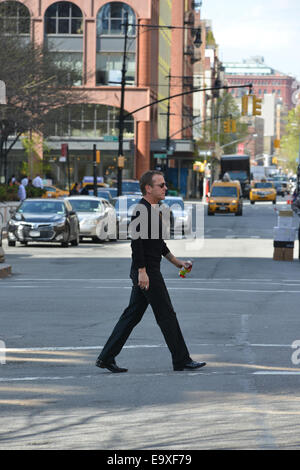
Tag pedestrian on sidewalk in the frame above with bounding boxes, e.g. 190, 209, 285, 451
96, 170, 206, 373
16, 179, 26, 201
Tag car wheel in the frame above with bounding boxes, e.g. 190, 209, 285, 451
92, 236, 102, 243
273, 199, 276, 205
207, 210, 214, 216
8, 240, 16, 247
250, 201, 255, 205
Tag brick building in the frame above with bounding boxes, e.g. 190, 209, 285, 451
224, 56, 295, 111
1, 0, 201, 190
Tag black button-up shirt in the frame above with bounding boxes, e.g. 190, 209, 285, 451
131, 198, 170, 269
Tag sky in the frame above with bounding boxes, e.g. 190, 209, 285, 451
201, 0, 300, 80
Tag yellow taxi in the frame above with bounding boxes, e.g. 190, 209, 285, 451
249, 181, 276, 205
208, 180, 243, 216
42, 185, 69, 198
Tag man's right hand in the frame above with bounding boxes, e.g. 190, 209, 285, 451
138, 268, 149, 290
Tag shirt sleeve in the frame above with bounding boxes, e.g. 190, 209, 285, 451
161, 241, 170, 257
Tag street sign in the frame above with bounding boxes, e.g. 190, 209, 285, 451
59, 143, 68, 162
103, 135, 118, 141
154, 153, 167, 159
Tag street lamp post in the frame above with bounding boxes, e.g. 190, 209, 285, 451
117, 12, 129, 197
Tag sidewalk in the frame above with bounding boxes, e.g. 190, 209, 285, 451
0, 231, 11, 278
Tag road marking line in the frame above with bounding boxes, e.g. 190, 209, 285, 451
83, 286, 300, 294
1, 370, 300, 383
1, 344, 164, 352
253, 371, 300, 375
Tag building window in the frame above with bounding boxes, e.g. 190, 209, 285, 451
46, 104, 134, 138
45, 1, 83, 35
96, 2, 136, 86
96, 53, 136, 86
0, 1, 30, 35
97, 2, 136, 36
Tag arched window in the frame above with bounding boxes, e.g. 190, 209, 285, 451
0, 1, 30, 35
96, 2, 136, 86
46, 104, 134, 138
45, 1, 83, 35
97, 2, 135, 36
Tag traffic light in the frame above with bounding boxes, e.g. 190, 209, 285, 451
96, 150, 101, 163
223, 120, 230, 133
231, 119, 237, 133
118, 155, 125, 168
223, 119, 236, 133
253, 95, 262, 116
274, 139, 280, 149
272, 156, 278, 165
241, 95, 249, 116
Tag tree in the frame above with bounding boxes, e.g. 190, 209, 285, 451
280, 105, 300, 173
195, 91, 248, 155
0, 34, 86, 181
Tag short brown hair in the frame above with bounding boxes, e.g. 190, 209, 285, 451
139, 170, 164, 195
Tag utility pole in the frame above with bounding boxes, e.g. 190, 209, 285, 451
165, 70, 171, 173
93, 144, 97, 196
117, 12, 129, 197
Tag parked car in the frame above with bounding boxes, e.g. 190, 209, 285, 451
249, 181, 276, 204
161, 196, 192, 236
66, 196, 116, 242
112, 195, 141, 238
113, 179, 142, 195
7, 199, 80, 247
87, 189, 114, 203
42, 185, 69, 199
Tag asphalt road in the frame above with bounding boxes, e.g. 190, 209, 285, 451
1, 197, 300, 451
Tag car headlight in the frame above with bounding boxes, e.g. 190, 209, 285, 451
9, 219, 19, 226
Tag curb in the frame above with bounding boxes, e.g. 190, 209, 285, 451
0, 264, 12, 279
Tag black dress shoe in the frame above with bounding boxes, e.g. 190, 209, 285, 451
95, 359, 128, 373
174, 360, 206, 371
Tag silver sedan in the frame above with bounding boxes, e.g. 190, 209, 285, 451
66, 196, 117, 242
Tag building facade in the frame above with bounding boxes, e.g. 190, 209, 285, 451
1, 0, 200, 191
224, 57, 295, 111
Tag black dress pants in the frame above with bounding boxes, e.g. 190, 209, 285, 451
98, 266, 191, 369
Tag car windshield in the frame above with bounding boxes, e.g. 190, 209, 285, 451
227, 171, 248, 181
163, 199, 184, 210
18, 201, 65, 214
113, 182, 140, 192
113, 198, 140, 210
211, 186, 238, 197
88, 190, 111, 200
254, 183, 273, 188
68, 200, 103, 212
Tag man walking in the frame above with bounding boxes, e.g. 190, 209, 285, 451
96, 170, 206, 373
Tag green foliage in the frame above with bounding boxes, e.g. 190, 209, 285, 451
206, 31, 216, 46
280, 105, 300, 172
0, 184, 45, 202
195, 92, 248, 155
